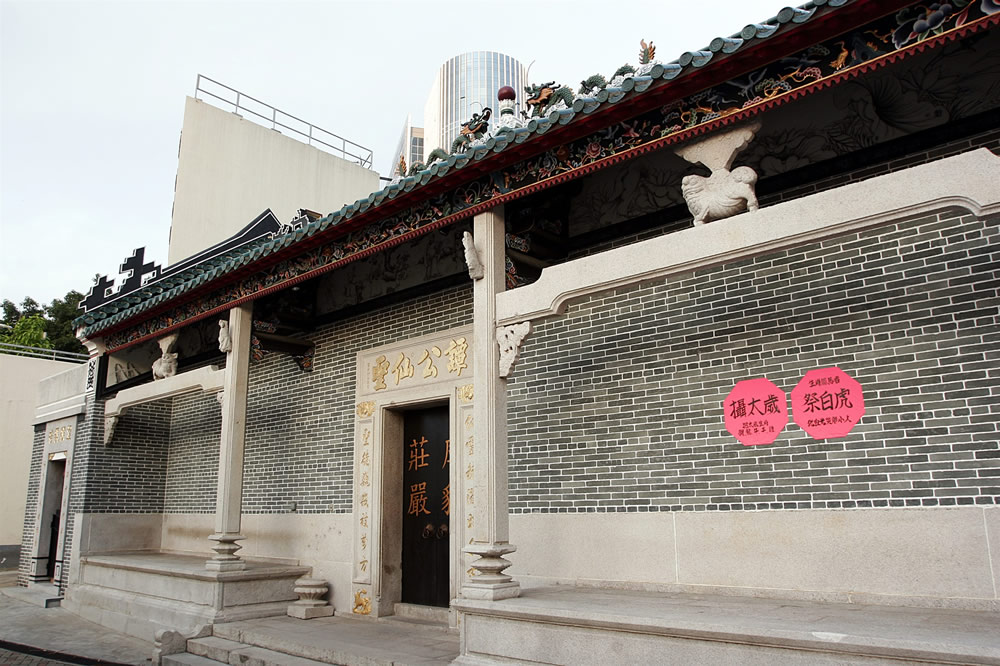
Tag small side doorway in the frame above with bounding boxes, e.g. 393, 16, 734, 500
401, 405, 450, 607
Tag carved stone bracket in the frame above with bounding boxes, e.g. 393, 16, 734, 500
104, 415, 119, 446
463, 231, 485, 280
496, 322, 531, 378
675, 120, 761, 225
218, 320, 232, 353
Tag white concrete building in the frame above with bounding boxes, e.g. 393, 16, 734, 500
168, 85, 381, 265
0, 353, 86, 576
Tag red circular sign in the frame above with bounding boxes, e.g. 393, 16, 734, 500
791, 367, 865, 439
724, 377, 788, 446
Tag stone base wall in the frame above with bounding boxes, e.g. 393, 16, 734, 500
508, 507, 1000, 610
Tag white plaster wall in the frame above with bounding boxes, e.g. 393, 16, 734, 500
508, 507, 1000, 610
167, 97, 381, 265
160, 513, 354, 612
0, 355, 80, 550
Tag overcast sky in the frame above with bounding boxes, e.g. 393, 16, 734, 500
1, 0, 783, 308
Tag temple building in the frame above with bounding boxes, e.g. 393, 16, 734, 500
17, 1, 1000, 663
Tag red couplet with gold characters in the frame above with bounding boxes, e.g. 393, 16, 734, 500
401, 405, 450, 607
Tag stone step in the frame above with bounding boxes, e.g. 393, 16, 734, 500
187, 636, 247, 662
391, 603, 449, 625
162, 654, 220, 666
219, 644, 333, 666
182, 635, 336, 666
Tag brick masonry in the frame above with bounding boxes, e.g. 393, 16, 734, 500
242, 283, 473, 514
507, 207, 1000, 513
164, 392, 219, 513
17, 427, 45, 587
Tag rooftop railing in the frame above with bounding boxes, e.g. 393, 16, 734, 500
0, 342, 89, 363
194, 74, 374, 168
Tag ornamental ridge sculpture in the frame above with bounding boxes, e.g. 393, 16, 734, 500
675, 120, 762, 225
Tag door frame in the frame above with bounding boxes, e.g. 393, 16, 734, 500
351, 326, 475, 623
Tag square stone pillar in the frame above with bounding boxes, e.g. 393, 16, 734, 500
462, 206, 520, 601
207, 304, 252, 571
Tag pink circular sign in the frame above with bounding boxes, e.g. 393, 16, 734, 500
792, 367, 865, 439
724, 377, 788, 446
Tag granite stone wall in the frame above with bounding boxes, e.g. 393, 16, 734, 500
507, 207, 1000, 513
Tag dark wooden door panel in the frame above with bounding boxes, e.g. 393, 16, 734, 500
401, 405, 450, 607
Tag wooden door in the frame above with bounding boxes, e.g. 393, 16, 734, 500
401, 405, 451, 607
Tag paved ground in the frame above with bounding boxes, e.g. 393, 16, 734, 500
0, 586, 151, 666
0, 647, 77, 666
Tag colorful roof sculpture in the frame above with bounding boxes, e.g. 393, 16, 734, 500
76, 0, 1000, 349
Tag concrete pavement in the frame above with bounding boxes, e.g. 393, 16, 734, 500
0, 585, 152, 666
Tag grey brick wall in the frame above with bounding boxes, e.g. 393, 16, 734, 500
240, 283, 473, 514
60, 397, 102, 590
17, 427, 45, 586
79, 400, 170, 514
507, 208, 1000, 513
164, 392, 220, 513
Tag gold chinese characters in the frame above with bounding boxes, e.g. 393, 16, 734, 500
372, 338, 470, 391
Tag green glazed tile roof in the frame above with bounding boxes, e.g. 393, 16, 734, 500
78, 0, 856, 338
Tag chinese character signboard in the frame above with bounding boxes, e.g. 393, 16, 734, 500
724, 377, 787, 446
359, 328, 473, 397
792, 367, 865, 439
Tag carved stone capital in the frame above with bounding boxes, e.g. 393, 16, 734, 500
496, 322, 531, 378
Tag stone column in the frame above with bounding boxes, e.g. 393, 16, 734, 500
207, 304, 252, 571
462, 205, 520, 601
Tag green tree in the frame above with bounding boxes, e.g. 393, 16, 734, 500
0, 291, 87, 354
1, 314, 51, 349
44, 291, 86, 353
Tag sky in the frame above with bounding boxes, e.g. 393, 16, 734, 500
1, 0, 783, 308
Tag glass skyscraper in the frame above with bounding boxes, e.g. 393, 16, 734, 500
422, 52, 528, 160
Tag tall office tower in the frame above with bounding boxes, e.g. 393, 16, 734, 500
422, 52, 528, 160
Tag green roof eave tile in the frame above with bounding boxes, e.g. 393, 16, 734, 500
80, 0, 861, 339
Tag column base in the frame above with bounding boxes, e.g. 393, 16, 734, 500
206, 532, 246, 571
461, 580, 521, 601
462, 542, 520, 600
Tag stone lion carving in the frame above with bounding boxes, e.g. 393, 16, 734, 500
675, 121, 762, 225
152, 352, 178, 380
681, 166, 759, 225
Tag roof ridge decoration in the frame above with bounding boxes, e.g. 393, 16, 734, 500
81, 2, 1000, 349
